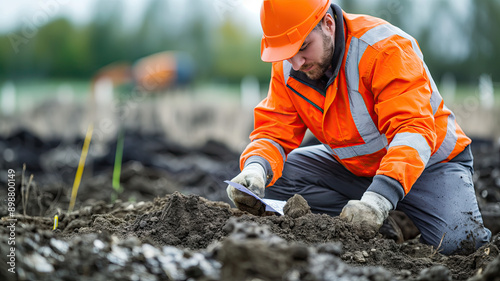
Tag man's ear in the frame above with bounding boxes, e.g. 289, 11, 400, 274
323, 13, 335, 36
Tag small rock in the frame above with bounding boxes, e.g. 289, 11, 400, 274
121, 236, 141, 248
284, 194, 311, 218
37, 246, 53, 258
399, 270, 412, 278
24, 252, 54, 273
107, 245, 129, 266
50, 238, 69, 254
143, 244, 159, 259
222, 221, 235, 235
417, 265, 451, 281
94, 239, 105, 250
317, 243, 343, 256
342, 251, 353, 260
353, 251, 366, 263
186, 265, 204, 278
290, 244, 309, 261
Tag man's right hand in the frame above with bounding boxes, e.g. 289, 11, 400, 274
226, 163, 267, 216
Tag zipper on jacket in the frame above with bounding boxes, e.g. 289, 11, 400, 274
286, 84, 324, 114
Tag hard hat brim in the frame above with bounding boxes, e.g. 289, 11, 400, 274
260, 36, 305, 62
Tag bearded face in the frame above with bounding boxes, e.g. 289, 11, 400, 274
299, 31, 334, 80
286, 17, 336, 81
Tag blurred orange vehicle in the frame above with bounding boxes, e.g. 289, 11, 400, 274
91, 51, 194, 99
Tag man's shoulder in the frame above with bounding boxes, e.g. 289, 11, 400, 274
344, 12, 417, 53
344, 12, 389, 40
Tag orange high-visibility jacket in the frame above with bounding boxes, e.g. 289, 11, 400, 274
241, 5, 471, 205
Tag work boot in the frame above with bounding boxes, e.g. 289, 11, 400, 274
379, 213, 404, 243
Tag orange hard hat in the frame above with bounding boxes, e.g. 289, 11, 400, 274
260, 0, 331, 62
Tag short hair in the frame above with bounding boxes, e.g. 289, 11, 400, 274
313, 16, 325, 31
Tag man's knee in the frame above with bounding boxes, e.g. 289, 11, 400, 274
278, 145, 335, 180
424, 225, 491, 255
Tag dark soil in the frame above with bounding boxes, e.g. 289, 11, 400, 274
1, 130, 500, 281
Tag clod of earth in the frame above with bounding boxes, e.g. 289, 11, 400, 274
284, 194, 312, 218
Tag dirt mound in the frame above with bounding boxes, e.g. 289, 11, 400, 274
1, 191, 499, 281
129, 192, 234, 249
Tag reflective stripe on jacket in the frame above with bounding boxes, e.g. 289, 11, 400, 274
241, 8, 471, 197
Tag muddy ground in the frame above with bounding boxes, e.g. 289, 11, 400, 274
1, 128, 500, 281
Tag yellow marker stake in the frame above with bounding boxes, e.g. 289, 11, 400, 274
53, 215, 59, 230
68, 123, 94, 212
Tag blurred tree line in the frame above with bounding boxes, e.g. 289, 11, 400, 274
0, 0, 270, 84
0, 0, 498, 85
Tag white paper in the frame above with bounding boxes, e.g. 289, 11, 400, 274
225, 180, 286, 215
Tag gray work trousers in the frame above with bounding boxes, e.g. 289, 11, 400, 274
265, 144, 491, 255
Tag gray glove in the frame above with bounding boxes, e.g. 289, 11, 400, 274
339, 191, 392, 238
226, 163, 266, 216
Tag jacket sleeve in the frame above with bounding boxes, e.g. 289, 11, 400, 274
364, 38, 437, 204
240, 62, 308, 186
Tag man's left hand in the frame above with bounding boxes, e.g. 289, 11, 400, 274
339, 191, 392, 239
